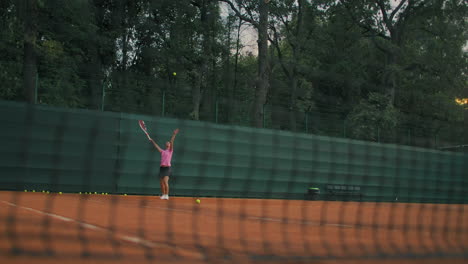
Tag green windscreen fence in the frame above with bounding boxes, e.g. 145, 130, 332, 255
0, 100, 467, 263
1, 100, 466, 203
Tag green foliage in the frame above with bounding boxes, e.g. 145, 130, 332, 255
347, 93, 399, 142
0, 0, 465, 147
0, 1, 22, 100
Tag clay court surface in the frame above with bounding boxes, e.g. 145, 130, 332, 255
1, 191, 467, 264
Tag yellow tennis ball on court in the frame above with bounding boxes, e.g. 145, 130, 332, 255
59, 192, 62, 195
196, 199, 201, 204
124, 194, 127, 196
24, 190, 27, 192
32, 190, 35, 192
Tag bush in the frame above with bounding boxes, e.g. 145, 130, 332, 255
347, 93, 399, 142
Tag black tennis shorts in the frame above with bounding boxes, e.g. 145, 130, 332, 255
159, 166, 172, 178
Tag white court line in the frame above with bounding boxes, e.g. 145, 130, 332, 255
248, 216, 282, 222
0, 200, 204, 259
247, 216, 353, 228
17, 204, 73, 222
86, 198, 353, 228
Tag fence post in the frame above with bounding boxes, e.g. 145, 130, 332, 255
162, 90, 166, 117
262, 104, 266, 128
343, 119, 346, 138
215, 99, 219, 123
101, 81, 105, 111
35, 73, 38, 104
408, 128, 411, 145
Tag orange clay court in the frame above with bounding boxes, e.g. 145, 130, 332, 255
0, 191, 467, 264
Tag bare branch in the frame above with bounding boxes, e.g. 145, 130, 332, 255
295, 0, 304, 39
270, 25, 291, 80
190, 0, 200, 8
239, 0, 257, 25
339, 0, 390, 40
375, 0, 392, 31
389, 0, 408, 22
219, 0, 258, 27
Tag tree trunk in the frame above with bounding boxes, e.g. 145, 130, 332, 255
87, 45, 102, 110
289, 76, 298, 131
191, 71, 202, 120
223, 16, 234, 124
464, 89, 468, 146
200, 1, 216, 121
22, 0, 38, 104
231, 17, 242, 123
120, 32, 129, 111
251, 0, 270, 128
385, 46, 398, 105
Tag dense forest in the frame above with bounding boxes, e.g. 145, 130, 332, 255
0, 0, 466, 147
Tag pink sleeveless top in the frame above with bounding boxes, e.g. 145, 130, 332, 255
160, 149, 173, 167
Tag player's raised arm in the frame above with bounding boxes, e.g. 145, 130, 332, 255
169, 128, 179, 150
150, 138, 163, 153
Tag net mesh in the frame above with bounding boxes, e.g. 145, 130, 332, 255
0, 100, 467, 263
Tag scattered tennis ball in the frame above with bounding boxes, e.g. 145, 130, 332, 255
46, 191, 50, 194
101, 192, 104, 195
196, 199, 201, 204
173, 72, 177, 76
24, 190, 27, 192
94, 192, 97, 194
59, 192, 62, 195
79, 192, 82, 194
42, 190, 45, 193
32, 190, 35, 192
105, 193, 108, 195
124, 194, 127, 196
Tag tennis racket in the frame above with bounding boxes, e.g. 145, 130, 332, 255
138, 120, 152, 140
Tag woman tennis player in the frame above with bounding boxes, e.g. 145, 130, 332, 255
149, 128, 179, 200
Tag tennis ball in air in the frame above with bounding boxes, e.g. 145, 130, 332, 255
173, 72, 177, 76
196, 199, 201, 204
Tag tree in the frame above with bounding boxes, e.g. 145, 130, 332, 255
0, 0, 23, 100
347, 92, 399, 141
19, 0, 39, 104
339, 0, 431, 104
269, 0, 316, 131
220, 0, 270, 127
190, 0, 222, 121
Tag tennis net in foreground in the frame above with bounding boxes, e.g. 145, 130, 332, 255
0, 101, 467, 263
